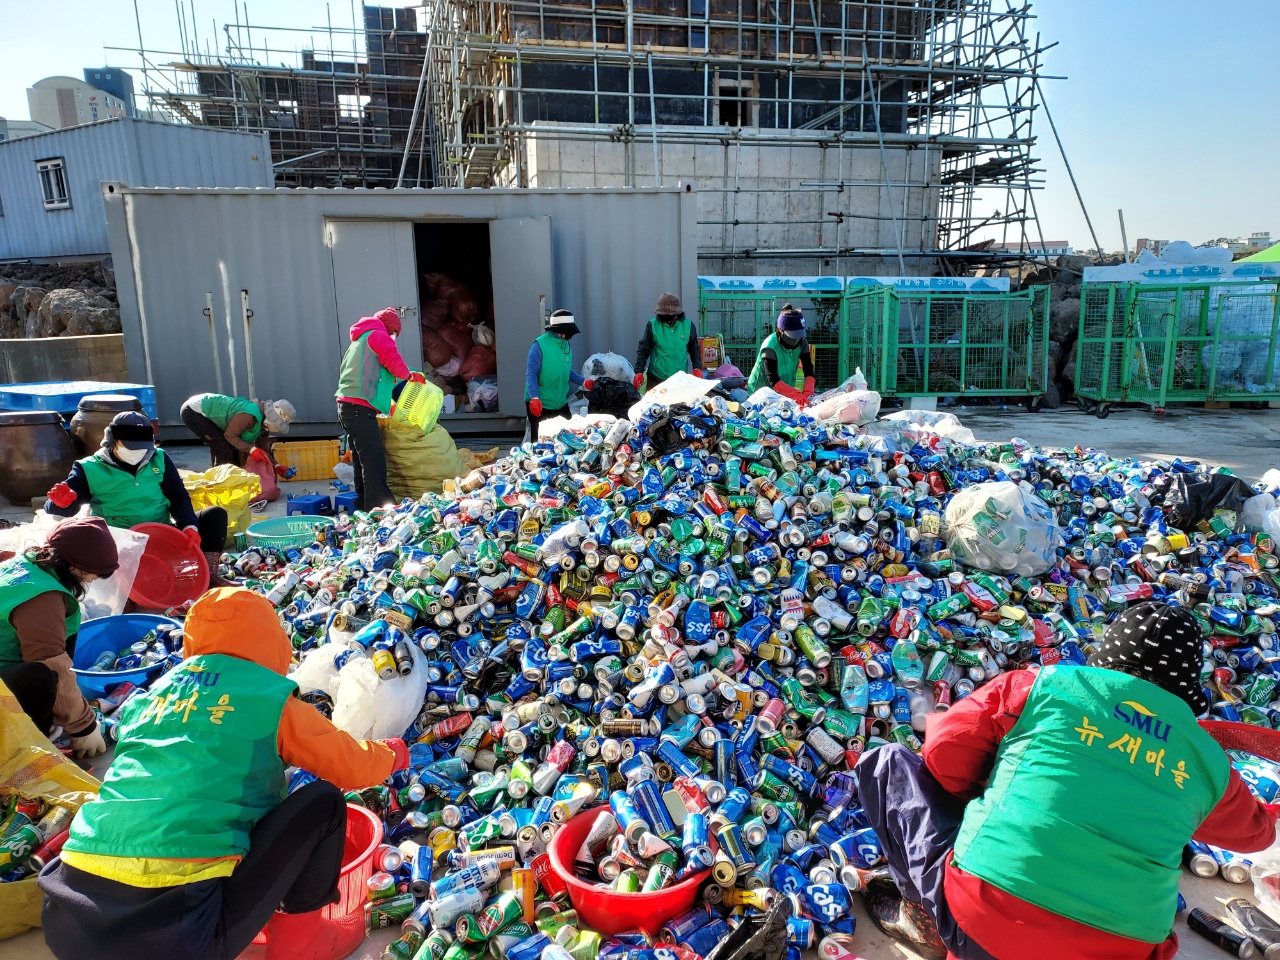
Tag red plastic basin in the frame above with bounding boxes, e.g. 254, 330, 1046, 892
237, 803, 383, 960
547, 805, 711, 937
129, 522, 209, 608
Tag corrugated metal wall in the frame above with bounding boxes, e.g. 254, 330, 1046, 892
104, 185, 699, 430
0, 118, 272, 260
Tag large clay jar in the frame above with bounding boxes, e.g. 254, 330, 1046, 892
0, 411, 76, 505
70, 394, 144, 456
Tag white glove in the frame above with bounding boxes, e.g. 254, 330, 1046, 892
71, 725, 107, 759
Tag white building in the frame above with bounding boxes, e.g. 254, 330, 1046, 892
0, 117, 53, 142
27, 77, 127, 130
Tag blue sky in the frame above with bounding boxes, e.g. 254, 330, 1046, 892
1, 0, 1275, 250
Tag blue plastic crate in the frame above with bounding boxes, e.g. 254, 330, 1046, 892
0, 380, 158, 419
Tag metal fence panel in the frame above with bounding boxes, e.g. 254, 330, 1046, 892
1076, 283, 1280, 409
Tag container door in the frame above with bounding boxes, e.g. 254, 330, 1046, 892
326, 220, 422, 372
490, 217, 553, 415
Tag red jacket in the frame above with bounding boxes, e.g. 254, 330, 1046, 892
924, 669, 1277, 960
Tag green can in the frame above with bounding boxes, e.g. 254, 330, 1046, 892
927, 593, 970, 622
412, 929, 455, 960
477, 890, 524, 939
385, 931, 426, 960
613, 869, 642, 893
536, 910, 579, 939
642, 850, 679, 893
456, 915, 487, 946
366, 892, 417, 928
569, 931, 601, 960
1248, 674, 1279, 707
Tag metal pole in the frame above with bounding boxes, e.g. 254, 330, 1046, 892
1118, 209, 1131, 263
864, 65, 908, 275
241, 289, 256, 400
397, 2, 436, 187
204, 292, 225, 393
647, 52, 661, 187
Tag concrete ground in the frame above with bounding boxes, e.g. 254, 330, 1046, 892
2, 408, 1278, 959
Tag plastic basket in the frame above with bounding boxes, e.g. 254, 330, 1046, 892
246, 515, 336, 550
547, 806, 711, 937
1201, 719, 1280, 762
235, 804, 382, 960
274, 440, 341, 482
392, 380, 444, 433
129, 523, 208, 609
71, 613, 181, 697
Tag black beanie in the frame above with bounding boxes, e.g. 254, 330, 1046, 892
1088, 601, 1206, 715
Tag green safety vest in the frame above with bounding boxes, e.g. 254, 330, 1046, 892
197, 394, 262, 443
645, 316, 691, 383
747, 332, 804, 394
336, 331, 396, 415
80, 450, 171, 529
953, 665, 1229, 944
66, 653, 297, 863
526, 333, 573, 409
0, 557, 79, 670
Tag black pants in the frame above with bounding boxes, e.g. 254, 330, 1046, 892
337, 401, 394, 511
526, 401, 570, 441
194, 507, 229, 554
40, 780, 348, 960
0, 661, 58, 735
180, 402, 241, 468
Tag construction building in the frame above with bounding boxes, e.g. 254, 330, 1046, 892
128, 1, 1046, 275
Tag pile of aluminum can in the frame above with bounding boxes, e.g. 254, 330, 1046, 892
148, 397, 1280, 957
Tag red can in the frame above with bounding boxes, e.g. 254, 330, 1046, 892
756, 698, 785, 735
672, 776, 711, 814
531, 852, 569, 901
932, 680, 952, 709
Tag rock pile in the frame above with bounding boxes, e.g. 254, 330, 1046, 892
0, 260, 119, 340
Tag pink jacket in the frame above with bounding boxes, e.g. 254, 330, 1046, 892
337, 314, 412, 410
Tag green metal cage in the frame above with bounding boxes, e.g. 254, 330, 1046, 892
698, 288, 849, 390
699, 284, 1050, 401
1075, 282, 1280, 416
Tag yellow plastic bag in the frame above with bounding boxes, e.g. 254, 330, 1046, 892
181, 465, 263, 548
0, 681, 100, 940
380, 418, 466, 500
392, 380, 445, 433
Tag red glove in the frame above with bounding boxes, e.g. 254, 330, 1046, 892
633, 373, 645, 389
583, 379, 595, 392
182, 526, 203, 550
408, 371, 427, 384
802, 376, 816, 404
773, 381, 804, 402
274, 464, 293, 480
248, 447, 271, 464
48, 482, 77, 509
691, 369, 704, 379
529, 398, 543, 417
378, 738, 411, 772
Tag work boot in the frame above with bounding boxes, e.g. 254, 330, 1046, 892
205, 551, 235, 589
863, 876, 947, 959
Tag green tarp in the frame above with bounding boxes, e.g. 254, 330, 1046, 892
1241, 243, 1280, 262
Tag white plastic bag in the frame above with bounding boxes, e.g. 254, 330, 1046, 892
582, 352, 635, 383
333, 462, 355, 487
0, 512, 147, 620
627, 371, 718, 421
329, 642, 429, 741
1242, 494, 1280, 543
810, 390, 881, 425
290, 642, 342, 697
882, 409, 977, 445
944, 480, 1062, 576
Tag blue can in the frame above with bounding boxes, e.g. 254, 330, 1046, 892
657, 740, 701, 781
682, 812, 713, 867
849, 827, 884, 868
630, 778, 676, 837
660, 904, 712, 942
717, 786, 752, 825
786, 917, 815, 949
801, 882, 852, 926
713, 738, 735, 787
505, 933, 552, 960
684, 920, 730, 959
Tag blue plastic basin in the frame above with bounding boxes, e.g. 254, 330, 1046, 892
72, 614, 180, 698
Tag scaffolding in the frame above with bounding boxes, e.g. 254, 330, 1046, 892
116, 5, 435, 188
421, 0, 1050, 274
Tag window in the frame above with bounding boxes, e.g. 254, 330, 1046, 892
718, 82, 753, 127
338, 94, 370, 122
36, 158, 70, 209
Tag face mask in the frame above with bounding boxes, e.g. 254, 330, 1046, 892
779, 331, 802, 349
114, 445, 149, 465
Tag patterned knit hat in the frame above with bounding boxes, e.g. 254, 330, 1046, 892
1088, 601, 1206, 714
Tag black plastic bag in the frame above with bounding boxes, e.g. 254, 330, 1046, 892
585, 377, 641, 418
1164, 473, 1255, 531
706, 896, 789, 960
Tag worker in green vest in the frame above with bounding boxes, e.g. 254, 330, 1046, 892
525, 309, 593, 437
853, 602, 1277, 959
335, 307, 426, 511
45, 411, 232, 582
632, 292, 703, 392
745, 304, 816, 403
179, 393, 296, 471
0, 516, 117, 757
40, 588, 410, 960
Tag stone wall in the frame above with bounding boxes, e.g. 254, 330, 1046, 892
0, 333, 129, 384
0, 260, 120, 340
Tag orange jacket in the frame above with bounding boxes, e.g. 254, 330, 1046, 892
62, 588, 396, 887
